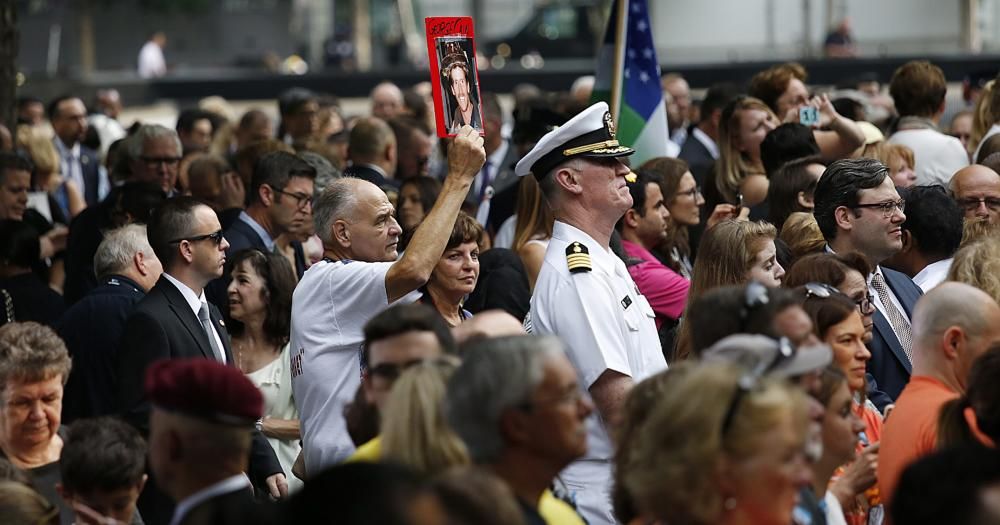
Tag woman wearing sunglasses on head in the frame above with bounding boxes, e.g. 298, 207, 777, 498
799, 283, 883, 525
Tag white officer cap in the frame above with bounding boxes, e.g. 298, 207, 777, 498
514, 101, 634, 180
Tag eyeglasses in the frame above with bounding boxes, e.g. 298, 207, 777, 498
677, 185, 702, 199
853, 198, 905, 218
140, 156, 182, 167
957, 197, 1000, 212
802, 281, 873, 315
720, 337, 794, 436
168, 230, 225, 245
275, 189, 314, 209
367, 358, 425, 381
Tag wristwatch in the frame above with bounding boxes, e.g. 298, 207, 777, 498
255, 417, 264, 432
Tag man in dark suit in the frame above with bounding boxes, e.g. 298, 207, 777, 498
49, 95, 108, 205
677, 83, 738, 188
814, 158, 923, 410
56, 223, 163, 423
343, 117, 399, 192
118, 197, 285, 525
205, 152, 315, 312
146, 358, 278, 525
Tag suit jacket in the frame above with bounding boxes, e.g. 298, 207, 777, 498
867, 267, 923, 409
56, 274, 145, 424
677, 127, 716, 187
118, 276, 282, 525
344, 164, 399, 191
176, 485, 275, 525
79, 146, 103, 205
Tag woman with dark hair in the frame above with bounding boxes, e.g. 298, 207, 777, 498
511, 176, 554, 290
766, 156, 825, 233
419, 212, 483, 327
785, 252, 876, 343
641, 157, 739, 278
397, 176, 442, 251
226, 248, 302, 492
799, 284, 883, 523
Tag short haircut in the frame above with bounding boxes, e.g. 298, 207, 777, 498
0, 322, 72, 389
897, 185, 963, 259
445, 211, 485, 250
616, 170, 664, 233
238, 108, 269, 131
685, 285, 803, 357
60, 417, 146, 493
812, 158, 889, 241
760, 123, 820, 176
0, 151, 33, 183
445, 335, 564, 462
297, 151, 341, 198
126, 124, 182, 161
313, 178, 361, 245
107, 181, 168, 226
46, 94, 81, 120
698, 83, 739, 123
187, 154, 231, 195
361, 303, 456, 368
225, 249, 296, 347
278, 88, 317, 117
93, 224, 155, 280
748, 62, 808, 114
348, 117, 395, 163
766, 156, 824, 230
890, 60, 947, 118
0, 220, 41, 268
891, 445, 1000, 525
784, 251, 872, 289
387, 116, 427, 156
146, 196, 206, 269
250, 151, 317, 206
175, 108, 214, 134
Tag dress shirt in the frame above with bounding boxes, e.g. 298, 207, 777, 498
238, 211, 275, 252
690, 126, 720, 159
168, 474, 251, 525
911, 258, 952, 293
161, 273, 227, 364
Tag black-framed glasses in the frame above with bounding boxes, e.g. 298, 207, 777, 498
168, 230, 225, 245
720, 336, 794, 436
677, 185, 702, 199
853, 198, 905, 218
140, 156, 182, 167
275, 188, 314, 209
957, 197, 1000, 212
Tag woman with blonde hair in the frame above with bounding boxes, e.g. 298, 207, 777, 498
511, 175, 555, 290
621, 362, 811, 525
779, 212, 828, 266
948, 234, 1000, 305
865, 142, 917, 188
969, 76, 1000, 160
674, 220, 784, 360
380, 356, 469, 475
16, 125, 86, 221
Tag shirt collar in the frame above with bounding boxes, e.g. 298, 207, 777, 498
162, 273, 207, 316
169, 474, 251, 525
621, 239, 656, 263
691, 127, 719, 159
356, 163, 388, 179
53, 137, 80, 158
238, 211, 275, 251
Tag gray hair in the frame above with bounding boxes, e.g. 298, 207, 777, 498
298, 151, 343, 199
126, 124, 182, 160
313, 178, 360, 245
93, 224, 156, 280
445, 335, 565, 463
538, 158, 587, 208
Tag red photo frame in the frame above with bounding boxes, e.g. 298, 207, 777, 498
425, 16, 485, 138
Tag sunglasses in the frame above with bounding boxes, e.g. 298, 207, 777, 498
168, 230, 225, 246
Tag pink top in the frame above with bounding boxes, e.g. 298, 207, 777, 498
621, 240, 690, 329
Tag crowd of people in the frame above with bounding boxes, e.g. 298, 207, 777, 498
0, 56, 999, 525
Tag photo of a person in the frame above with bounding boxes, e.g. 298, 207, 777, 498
439, 40, 482, 133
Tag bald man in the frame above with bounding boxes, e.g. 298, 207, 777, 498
950, 164, 1000, 224
290, 125, 485, 475
371, 82, 404, 120
878, 282, 1000, 504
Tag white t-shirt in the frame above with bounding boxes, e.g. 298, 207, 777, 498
138, 41, 166, 78
290, 259, 418, 475
887, 128, 968, 187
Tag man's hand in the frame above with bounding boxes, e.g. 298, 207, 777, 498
446, 125, 486, 185
39, 225, 70, 259
220, 171, 247, 210
265, 473, 289, 499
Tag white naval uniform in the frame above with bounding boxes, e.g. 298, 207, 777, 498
529, 220, 666, 525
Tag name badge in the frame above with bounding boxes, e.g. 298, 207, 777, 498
621, 296, 632, 309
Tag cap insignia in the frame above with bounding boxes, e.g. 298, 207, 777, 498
604, 111, 616, 139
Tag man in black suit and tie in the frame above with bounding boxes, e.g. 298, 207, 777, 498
146, 358, 277, 525
49, 95, 108, 205
677, 83, 738, 188
118, 197, 285, 525
813, 158, 924, 410
343, 117, 399, 192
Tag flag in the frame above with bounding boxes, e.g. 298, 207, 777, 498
591, 0, 670, 166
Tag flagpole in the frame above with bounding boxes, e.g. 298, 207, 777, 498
609, 0, 628, 122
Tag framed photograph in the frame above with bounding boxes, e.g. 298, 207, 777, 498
425, 16, 484, 137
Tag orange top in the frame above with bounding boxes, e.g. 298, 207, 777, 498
877, 376, 959, 506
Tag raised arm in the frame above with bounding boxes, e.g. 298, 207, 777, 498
385, 126, 485, 302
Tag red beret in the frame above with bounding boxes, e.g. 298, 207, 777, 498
145, 358, 263, 426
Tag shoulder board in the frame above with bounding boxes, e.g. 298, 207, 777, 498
565, 242, 592, 273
